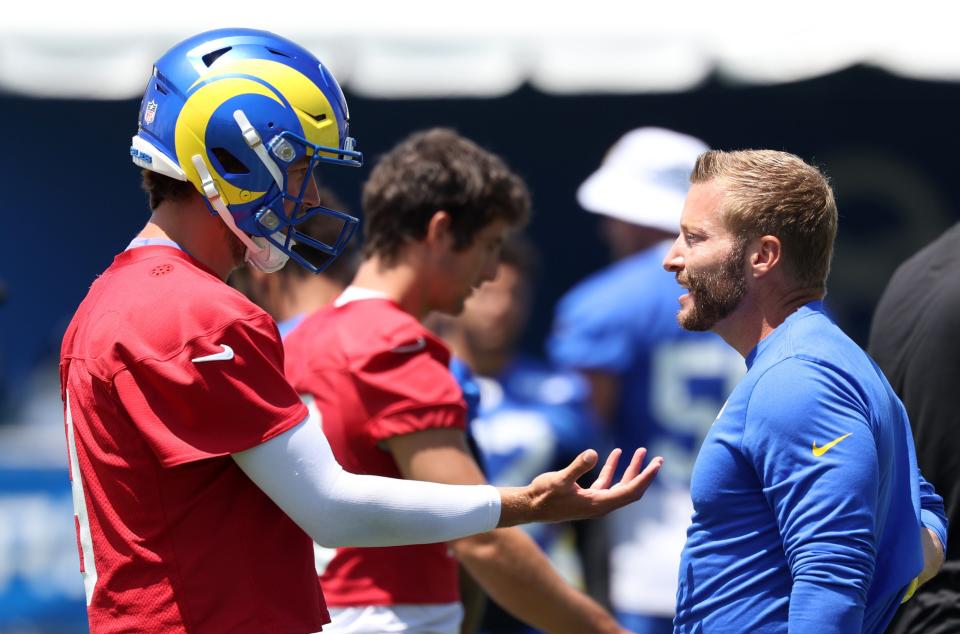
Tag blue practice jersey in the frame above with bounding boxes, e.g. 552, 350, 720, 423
277, 313, 306, 340
675, 301, 948, 634
449, 357, 481, 427
457, 356, 599, 560
454, 358, 599, 634
449, 356, 485, 469
470, 355, 599, 487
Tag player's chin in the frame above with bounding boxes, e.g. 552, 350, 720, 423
461, 285, 483, 307
677, 304, 706, 332
438, 296, 468, 317
473, 330, 510, 353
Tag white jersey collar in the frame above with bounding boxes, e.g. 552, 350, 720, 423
334, 286, 391, 308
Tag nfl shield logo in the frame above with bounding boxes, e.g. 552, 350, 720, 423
144, 100, 158, 125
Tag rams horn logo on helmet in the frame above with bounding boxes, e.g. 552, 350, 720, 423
131, 28, 363, 275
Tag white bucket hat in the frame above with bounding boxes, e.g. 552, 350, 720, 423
577, 127, 709, 233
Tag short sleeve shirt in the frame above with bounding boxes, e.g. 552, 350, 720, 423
60, 246, 323, 633
284, 295, 466, 606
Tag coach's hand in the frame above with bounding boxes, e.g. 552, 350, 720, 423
496, 448, 662, 527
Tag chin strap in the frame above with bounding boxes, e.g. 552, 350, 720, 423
188, 110, 299, 273
191, 154, 291, 273
191, 155, 265, 256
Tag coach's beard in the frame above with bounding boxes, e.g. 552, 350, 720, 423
677, 241, 747, 332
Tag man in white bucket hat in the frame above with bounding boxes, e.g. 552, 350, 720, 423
549, 128, 744, 634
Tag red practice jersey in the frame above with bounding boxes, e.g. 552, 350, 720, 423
284, 296, 467, 607
59, 246, 326, 633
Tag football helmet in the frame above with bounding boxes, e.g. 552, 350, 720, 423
130, 28, 362, 273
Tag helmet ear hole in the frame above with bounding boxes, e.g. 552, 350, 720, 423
201, 47, 232, 67
211, 147, 250, 174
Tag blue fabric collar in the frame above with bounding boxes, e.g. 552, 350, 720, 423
125, 237, 185, 252
745, 300, 826, 367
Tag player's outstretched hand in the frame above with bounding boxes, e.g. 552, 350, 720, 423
496, 448, 663, 527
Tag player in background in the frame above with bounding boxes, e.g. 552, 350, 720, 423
284, 128, 642, 634
868, 223, 960, 634
547, 128, 743, 633
232, 188, 496, 632
432, 235, 603, 634
59, 30, 662, 633
666, 149, 946, 633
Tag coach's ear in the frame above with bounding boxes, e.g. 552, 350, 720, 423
425, 210, 454, 249
750, 235, 781, 279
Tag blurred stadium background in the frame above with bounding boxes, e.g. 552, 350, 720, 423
2, 3, 959, 630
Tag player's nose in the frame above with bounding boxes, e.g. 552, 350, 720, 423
662, 235, 684, 272
302, 176, 321, 207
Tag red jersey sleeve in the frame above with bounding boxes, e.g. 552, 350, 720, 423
354, 335, 466, 441
114, 312, 308, 466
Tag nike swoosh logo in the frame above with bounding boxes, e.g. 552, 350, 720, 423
812, 432, 852, 457
192, 344, 235, 363
390, 337, 427, 354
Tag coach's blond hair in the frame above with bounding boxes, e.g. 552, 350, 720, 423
691, 149, 837, 291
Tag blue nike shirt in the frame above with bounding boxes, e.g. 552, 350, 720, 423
549, 242, 744, 620
675, 301, 947, 633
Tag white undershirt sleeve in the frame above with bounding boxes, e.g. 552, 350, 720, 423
232, 418, 502, 547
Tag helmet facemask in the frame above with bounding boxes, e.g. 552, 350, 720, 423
250, 129, 362, 273
192, 109, 362, 274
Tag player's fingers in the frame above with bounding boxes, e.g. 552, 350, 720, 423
617, 448, 648, 485
606, 456, 663, 505
560, 449, 599, 484
589, 448, 622, 490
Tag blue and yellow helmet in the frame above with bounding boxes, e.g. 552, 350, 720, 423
130, 28, 362, 273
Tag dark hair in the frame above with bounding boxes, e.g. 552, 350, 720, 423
141, 169, 196, 210
361, 128, 531, 261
